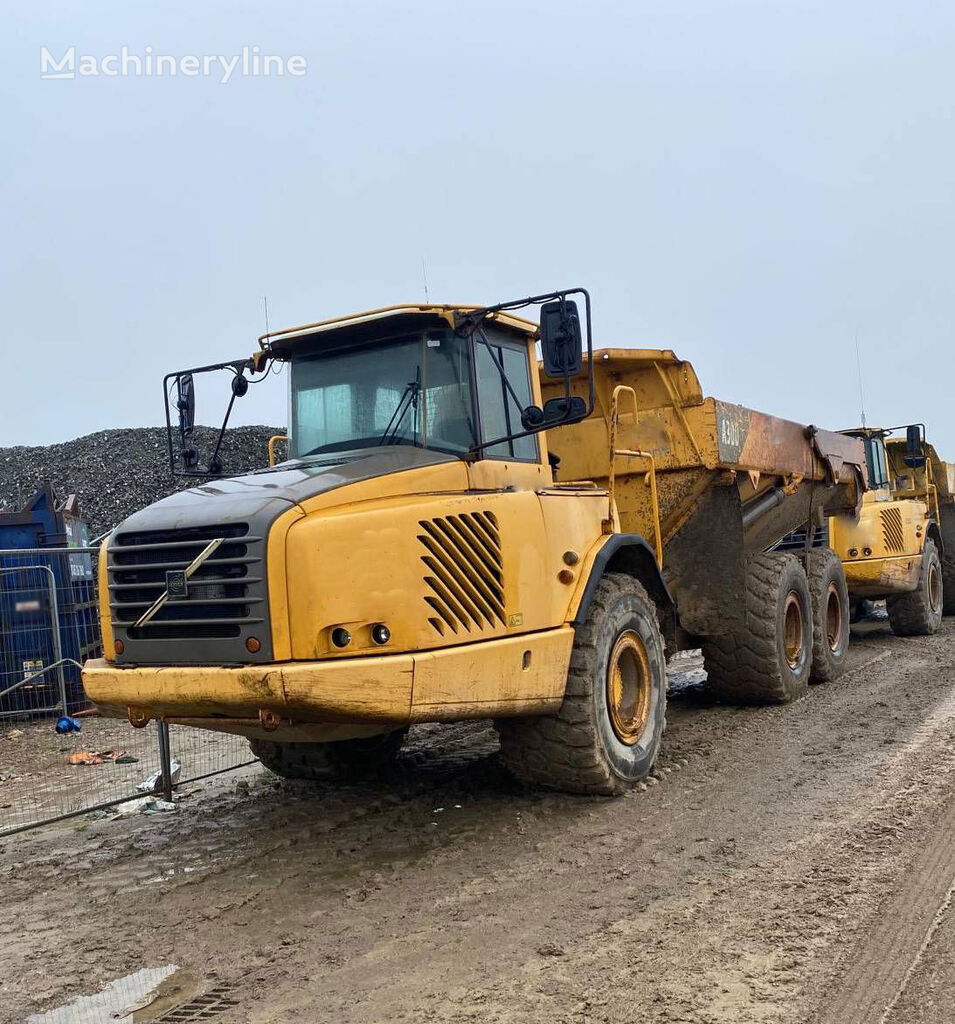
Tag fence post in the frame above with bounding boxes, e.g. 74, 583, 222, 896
43, 563, 68, 715
156, 721, 174, 802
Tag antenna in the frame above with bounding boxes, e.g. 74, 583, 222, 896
263, 295, 271, 338
421, 257, 430, 303
854, 330, 866, 428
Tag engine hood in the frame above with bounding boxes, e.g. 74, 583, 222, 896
105, 446, 463, 667
117, 446, 461, 534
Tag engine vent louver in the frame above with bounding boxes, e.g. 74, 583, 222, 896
419, 511, 505, 636
880, 506, 905, 553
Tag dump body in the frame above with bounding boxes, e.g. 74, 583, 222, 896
542, 350, 865, 636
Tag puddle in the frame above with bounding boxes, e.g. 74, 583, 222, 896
27, 965, 193, 1024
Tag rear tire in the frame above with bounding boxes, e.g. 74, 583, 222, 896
495, 573, 666, 796
703, 552, 812, 704
887, 538, 944, 636
249, 729, 407, 781
807, 548, 850, 684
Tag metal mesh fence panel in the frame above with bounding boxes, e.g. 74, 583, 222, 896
167, 725, 259, 787
0, 546, 258, 837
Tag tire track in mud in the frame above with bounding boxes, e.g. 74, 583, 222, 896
5, 630, 955, 1024
814, 797, 955, 1024
811, 685, 955, 1024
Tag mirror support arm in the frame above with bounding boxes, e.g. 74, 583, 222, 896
163, 357, 259, 477
464, 288, 595, 455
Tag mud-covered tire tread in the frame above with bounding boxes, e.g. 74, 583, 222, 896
942, 553, 955, 616
807, 547, 850, 684
249, 729, 406, 782
494, 573, 665, 797
702, 552, 811, 704
887, 539, 943, 636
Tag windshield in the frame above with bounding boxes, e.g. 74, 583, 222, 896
289, 331, 475, 458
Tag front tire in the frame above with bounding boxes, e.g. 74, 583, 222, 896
887, 538, 944, 636
249, 729, 407, 781
703, 552, 813, 704
807, 548, 850, 684
495, 573, 666, 796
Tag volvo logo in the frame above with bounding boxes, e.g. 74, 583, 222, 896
166, 570, 189, 601
133, 537, 224, 629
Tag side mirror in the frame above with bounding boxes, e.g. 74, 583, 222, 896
540, 300, 582, 378
176, 374, 198, 468
904, 424, 926, 468
542, 395, 587, 425
177, 374, 195, 434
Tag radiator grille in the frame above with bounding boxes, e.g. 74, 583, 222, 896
109, 523, 265, 640
880, 506, 905, 553
419, 511, 505, 636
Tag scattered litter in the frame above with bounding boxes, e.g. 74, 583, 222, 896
432, 807, 445, 813
7, 729, 23, 739
67, 749, 134, 766
114, 796, 177, 816
69, 751, 100, 766
137, 759, 182, 793
115, 797, 151, 816
55, 716, 82, 734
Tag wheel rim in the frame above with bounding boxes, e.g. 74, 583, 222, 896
825, 582, 843, 653
783, 592, 805, 670
606, 631, 652, 746
929, 561, 942, 612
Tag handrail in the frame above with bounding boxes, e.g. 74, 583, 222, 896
607, 385, 663, 566
268, 434, 289, 467
927, 458, 941, 523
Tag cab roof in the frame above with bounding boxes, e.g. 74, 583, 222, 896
259, 303, 538, 358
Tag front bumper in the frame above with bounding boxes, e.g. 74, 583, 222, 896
843, 554, 921, 598
82, 627, 574, 733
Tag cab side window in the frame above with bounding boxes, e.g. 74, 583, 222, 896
475, 341, 538, 461
866, 439, 889, 489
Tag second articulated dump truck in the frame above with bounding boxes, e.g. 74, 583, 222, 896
83, 291, 866, 794
829, 426, 954, 636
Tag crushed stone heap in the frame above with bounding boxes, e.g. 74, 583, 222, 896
0, 425, 285, 539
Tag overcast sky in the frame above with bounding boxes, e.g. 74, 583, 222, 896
2, 1, 953, 453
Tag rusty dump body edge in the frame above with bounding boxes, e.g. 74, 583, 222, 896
542, 349, 867, 639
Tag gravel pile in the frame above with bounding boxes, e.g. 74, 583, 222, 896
0, 425, 285, 538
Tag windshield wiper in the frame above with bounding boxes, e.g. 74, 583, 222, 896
379, 367, 421, 446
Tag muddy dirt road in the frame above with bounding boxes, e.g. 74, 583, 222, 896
3, 621, 955, 1023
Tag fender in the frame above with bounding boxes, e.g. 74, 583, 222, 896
571, 534, 674, 627
927, 521, 944, 559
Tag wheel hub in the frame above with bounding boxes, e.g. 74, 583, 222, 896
929, 562, 942, 613
783, 592, 805, 670
606, 631, 652, 746
825, 582, 843, 653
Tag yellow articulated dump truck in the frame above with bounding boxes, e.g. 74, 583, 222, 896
827, 425, 953, 635
83, 291, 866, 795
